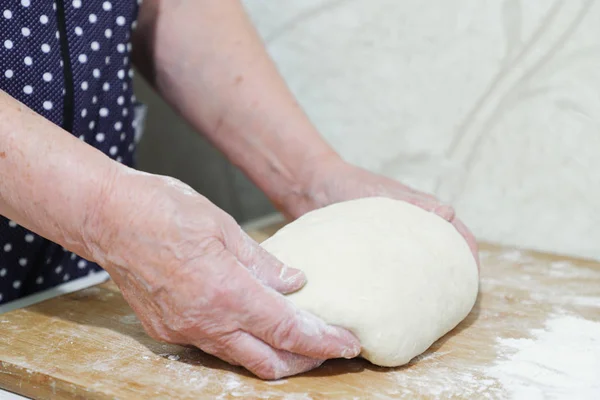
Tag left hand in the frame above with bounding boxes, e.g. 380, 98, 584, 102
282, 156, 480, 267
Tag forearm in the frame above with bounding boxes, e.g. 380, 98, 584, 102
133, 0, 338, 209
0, 91, 120, 260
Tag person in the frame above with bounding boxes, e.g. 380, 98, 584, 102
0, 0, 478, 379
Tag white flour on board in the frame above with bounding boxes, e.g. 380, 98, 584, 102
490, 315, 600, 400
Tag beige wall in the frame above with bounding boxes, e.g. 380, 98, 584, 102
136, 0, 600, 260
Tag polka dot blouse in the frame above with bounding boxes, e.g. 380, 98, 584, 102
0, 0, 142, 304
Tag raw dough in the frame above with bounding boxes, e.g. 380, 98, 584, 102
261, 197, 479, 367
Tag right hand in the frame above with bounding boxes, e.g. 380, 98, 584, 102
84, 168, 360, 379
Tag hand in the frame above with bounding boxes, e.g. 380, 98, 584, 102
85, 169, 360, 379
284, 156, 480, 267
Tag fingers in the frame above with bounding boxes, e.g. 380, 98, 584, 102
199, 331, 324, 379
235, 276, 361, 360
230, 230, 307, 294
451, 218, 480, 270
397, 192, 456, 221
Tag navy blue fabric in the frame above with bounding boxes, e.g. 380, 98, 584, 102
0, 0, 141, 304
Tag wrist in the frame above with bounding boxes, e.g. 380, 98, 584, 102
78, 161, 128, 265
276, 151, 345, 219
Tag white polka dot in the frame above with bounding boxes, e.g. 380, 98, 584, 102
122, 108, 128, 116
93, 68, 101, 78
103, 82, 110, 91
109, 146, 118, 156
62, 88, 66, 96
59, 60, 64, 67
55, 265, 62, 274
105, 56, 111, 65
25, 233, 34, 242
126, 43, 132, 52
3, 9, 12, 19
36, 276, 44, 285
53, 2, 56, 11
78, 54, 87, 63
120, 132, 126, 141
117, 70, 125, 79
21, 0, 31, 7
89, 14, 97, 23
0, 268, 5, 277
70, 253, 76, 260
122, 82, 128, 90
77, 260, 87, 269
13, 281, 21, 289
18, 258, 27, 267
23, 85, 33, 94
92, 95, 98, 104
122, 56, 129, 65
43, 72, 53, 82
116, 156, 123, 163
4, 70, 13, 78
74, 26, 83, 35
40, 14, 49, 24
131, 20, 138, 30
81, 108, 87, 117
104, 28, 112, 38
4, 40, 13, 49
128, 143, 134, 152
55, 31, 60, 39
128, 69, 134, 78
81, 81, 88, 90
114, 121, 122, 131
43, 101, 53, 110
24, 56, 32, 66
103, 1, 112, 11
95, 132, 105, 142
8, 220, 17, 228
99, 107, 108, 117
72, 0, 81, 8
21, 27, 30, 36
3, 243, 12, 252
117, 43, 125, 53
91, 41, 100, 51
63, 274, 70, 281
41, 43, 51, 53
89, 120, 95, 129
116, 16, 126, 26
117, 95, 124, 105
79, 134, 85, 141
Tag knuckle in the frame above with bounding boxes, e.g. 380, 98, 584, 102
267, 316, 298, 349
246, 356, 278, 380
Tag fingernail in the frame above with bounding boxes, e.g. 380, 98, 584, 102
280, 265, 305, 285
341, 345, 360, 359
433, 204, 455, 221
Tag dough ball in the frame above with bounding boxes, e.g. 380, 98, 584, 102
261, 197, 479, 367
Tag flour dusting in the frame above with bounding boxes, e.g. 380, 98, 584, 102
491, 315, 600, 399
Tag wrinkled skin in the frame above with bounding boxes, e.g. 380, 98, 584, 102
90, 157, 478, 380
89, 169, 361, 380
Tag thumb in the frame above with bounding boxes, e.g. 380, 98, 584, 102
235, 231, 307, 294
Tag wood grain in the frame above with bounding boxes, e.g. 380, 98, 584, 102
0, 222, 599, 399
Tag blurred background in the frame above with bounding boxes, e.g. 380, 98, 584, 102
133, 0, 600, 261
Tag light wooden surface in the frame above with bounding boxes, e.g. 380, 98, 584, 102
0, 221, 599, 399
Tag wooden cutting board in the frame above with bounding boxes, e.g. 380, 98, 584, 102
0, 221, 599, 399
